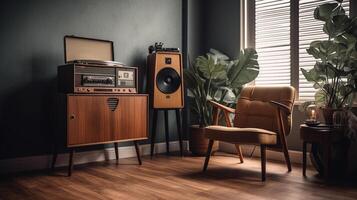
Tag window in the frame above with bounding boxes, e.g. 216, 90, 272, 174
244, 0, 350, 101
255, 0, 291, 86
298, 0, 350, 101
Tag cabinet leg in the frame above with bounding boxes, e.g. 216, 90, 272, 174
150, 109, 158, 159
114, 142, 119, 164
68, 149, 74, 177
303, 142, 307, 177
134, 141, 142, 165
176, 109, 183, 157
164, 110, 170, 155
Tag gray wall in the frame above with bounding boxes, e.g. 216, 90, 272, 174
203, 0, 241, 59
187, 0, 205, 60
187, 0, 241, 60
0, 0, 182, 159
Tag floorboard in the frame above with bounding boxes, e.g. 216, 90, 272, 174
0, 152, 356, 200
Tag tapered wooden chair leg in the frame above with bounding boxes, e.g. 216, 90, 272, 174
235, 144, 244, 163
282, 142, 292, 172
203, 140, 214, 172
134, 141, 142, 165
277, 109, 292, 172
261, 145, 266, 181
68, 149, 74, 177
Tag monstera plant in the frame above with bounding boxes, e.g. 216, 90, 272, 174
185, 48, 259, 127
300, 0, 357, 178
184, 48, 259, 155
300, 0, 357, 124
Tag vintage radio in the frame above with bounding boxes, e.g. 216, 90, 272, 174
58, 36, 138, 94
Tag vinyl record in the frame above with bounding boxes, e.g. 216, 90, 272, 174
156, 67, 181, 94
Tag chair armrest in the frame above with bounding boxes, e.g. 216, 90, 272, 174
270, 101, 291, 115
208, 100, 235, 113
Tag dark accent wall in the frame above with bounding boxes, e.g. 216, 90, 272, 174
202, 0, 241, 59
0, 0, 182, 159
187, 0, 241, 60
187, 0, 205, 60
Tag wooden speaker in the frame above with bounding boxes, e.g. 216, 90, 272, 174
147, 52, 184, 108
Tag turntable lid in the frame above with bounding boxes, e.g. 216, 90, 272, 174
64, 35, 114, 63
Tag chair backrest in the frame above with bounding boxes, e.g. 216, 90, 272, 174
234, 86, 295, 136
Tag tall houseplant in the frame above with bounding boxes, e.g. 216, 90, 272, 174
300, 0, 357, 177
184, 48, 259, 154
300, 0, 357, 124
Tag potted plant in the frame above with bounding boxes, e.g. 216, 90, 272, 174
184, 48, 259, 155
300, 0, 357, 124
300, 0, 357, 177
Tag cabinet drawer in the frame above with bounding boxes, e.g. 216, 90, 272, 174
67, 95, 148, 147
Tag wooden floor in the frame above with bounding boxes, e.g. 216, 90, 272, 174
0, 152, 356, 200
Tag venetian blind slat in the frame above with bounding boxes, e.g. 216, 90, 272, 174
255, 0, 291, 86
298, 0, 349, 101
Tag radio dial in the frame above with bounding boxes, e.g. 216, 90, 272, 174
106, 78, 113, 84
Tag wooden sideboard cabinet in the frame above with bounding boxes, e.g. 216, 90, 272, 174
52, 94, 148, 176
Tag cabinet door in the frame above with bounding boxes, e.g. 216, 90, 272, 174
67, 95, 115, 146
67, 95, 148, 147
113, 96, 148, 140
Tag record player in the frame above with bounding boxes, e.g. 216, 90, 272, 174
58, 36, 138, 94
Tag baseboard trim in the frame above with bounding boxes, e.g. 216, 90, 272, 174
0, 141, 189, 174
0, 141, 310, 174
219, 142, 312, 166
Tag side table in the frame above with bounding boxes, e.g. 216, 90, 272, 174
300, 124, 345, 180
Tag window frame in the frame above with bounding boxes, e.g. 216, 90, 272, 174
241, 0, 354, 103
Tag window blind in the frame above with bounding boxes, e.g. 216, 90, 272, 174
255, 0, 291, 86
298, 0, 350, 101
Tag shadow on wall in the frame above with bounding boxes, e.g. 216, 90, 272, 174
0, 55, 58, 159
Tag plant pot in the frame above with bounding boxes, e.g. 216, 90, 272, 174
321, 107, 339, 125
189, 125, 219, 156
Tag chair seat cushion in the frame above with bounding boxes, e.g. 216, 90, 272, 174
205, 126, 277, 145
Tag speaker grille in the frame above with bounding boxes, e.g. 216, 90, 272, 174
156, 67, 181, 94
107, 98, 119, 111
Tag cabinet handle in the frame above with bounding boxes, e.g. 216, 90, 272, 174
70, 114, 75, 119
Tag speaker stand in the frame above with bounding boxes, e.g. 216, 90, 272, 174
150, 109, 183, 158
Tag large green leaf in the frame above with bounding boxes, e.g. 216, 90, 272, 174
301, 68, 326, 83
314, 3, 343, 22
336, 33, 357, 52
195, 55, 227, 80
228, 48, 259, 88
207, 48, 229, 61
324, 15, 351, 38
213, 87, 236, 104
314, 89, 327, 106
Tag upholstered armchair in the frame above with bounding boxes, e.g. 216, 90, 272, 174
202, 86, 296, 181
